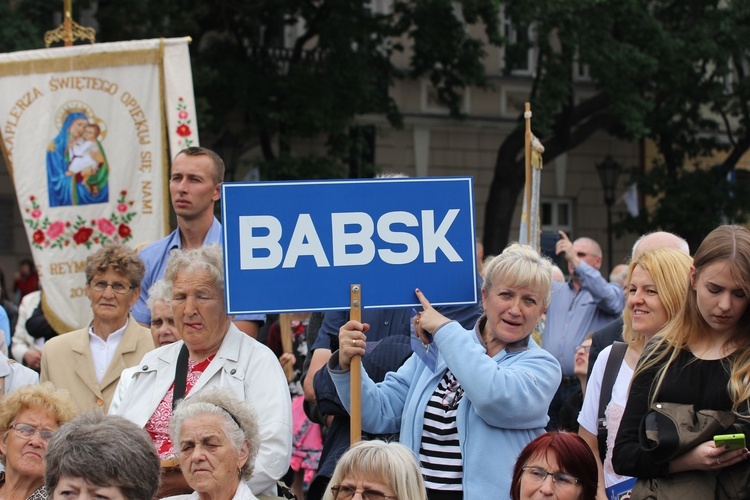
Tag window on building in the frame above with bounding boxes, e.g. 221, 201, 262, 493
500, 9, 535, 76
367, 0, 392, 14
541, 198, 572, 233
573, 57, 591, 82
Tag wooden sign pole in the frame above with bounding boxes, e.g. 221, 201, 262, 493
349, 284, 362, 444
278, 313, 295, 382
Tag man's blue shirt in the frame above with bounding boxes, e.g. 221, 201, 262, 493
542, 261, 623, 376
132, 217, 265, 325
0, 306, 9, 353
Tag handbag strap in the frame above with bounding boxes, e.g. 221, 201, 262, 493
172, 343, 190, 411
597, 341, 628, 460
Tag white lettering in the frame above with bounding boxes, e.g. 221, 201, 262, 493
239, 216, 283, 270
377, 211, 420, 264
238, 209, 463, 269
331, 212, 375, 266
282, 214, 330, 268
422, 209, 461, 263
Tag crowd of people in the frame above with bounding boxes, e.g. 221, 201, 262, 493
0, 146, 749, 500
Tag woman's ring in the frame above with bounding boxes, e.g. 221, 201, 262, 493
716, 457, 721, 465
352, 339, 357, 347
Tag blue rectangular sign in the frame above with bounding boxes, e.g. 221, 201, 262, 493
221, 177, 478, 314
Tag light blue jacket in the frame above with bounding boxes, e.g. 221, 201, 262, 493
329, 318, 561, 500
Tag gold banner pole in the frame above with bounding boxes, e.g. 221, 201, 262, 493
44, 0, 96, 48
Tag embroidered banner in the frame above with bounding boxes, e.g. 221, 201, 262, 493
0, 38, 199, 332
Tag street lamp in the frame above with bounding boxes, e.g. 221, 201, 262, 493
596, 155, 622, 275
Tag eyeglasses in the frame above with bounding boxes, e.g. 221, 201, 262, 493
330, 485, 397, 500
522, 466, 579, 488
573, 344, 591, 353
10, 423, 55, 442
88, 281, 136, 294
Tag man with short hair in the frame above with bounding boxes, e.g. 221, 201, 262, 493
132, 147, 264, 336
542, 232, 624, 429
609, 264, 629, 288
587, 230, 690, 374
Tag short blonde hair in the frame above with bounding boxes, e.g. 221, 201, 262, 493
0, 382, 78, 465
483, 243, 553, 307
322, 441, 427, 500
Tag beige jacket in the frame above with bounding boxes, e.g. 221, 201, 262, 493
40, 315, 153, 412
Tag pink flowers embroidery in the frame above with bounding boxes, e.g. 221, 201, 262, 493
24, 190, 137, 250
96, 218, 116, 236
175, 97, 194, 148
46, 220, 66, 239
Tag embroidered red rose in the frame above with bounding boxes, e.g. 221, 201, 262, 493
118, 223, 131, 239
121, 190, 128, 196
176, 124, 191, 137
33, 230, 44, 244
31, 209, 42, 219
117, 203, 128, 213
73, 227, 93, 244
178, 110, 189, 119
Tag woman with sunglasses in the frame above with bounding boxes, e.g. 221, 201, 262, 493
0, 382, 77, 499
511, 431, 598, 500
323, 440, 426, 500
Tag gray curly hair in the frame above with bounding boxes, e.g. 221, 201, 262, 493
164, 244, 224, 293
146, 279, 172, 311
169, 387, 260, 480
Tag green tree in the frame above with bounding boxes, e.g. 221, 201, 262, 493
0, 1, 45, 53
484, 0, 750, 253
68, 0, 501, 180
12, 0, 750, 251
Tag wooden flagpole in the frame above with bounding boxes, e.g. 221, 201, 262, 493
349, 284, 362, 444
524, 102, 532, 245
278, 314, 295, 383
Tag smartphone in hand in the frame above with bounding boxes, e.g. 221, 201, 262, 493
714, 433, 746, 451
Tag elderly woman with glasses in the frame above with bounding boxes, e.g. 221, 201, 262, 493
44, 412, 160, 500
161, 387, 260, 500
0, 382, 77, 500
40, 243, 153, 413
323, 440, 427, 500
110, 244, 291, 498
511, 432, 598, 500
